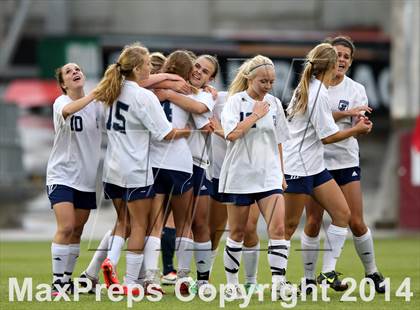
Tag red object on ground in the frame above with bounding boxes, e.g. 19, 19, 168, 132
399, 129, 420, 230
3, 79, 61, 107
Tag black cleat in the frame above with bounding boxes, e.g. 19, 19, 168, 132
299, 278, 317, 295
317, 271, 348, 291
366, 272, 386, 294
79, 271, 98, 294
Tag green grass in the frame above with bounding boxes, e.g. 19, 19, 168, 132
1, 238, 419, 309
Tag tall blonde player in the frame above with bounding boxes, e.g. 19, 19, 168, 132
301, 36, 385, 294
219, 55, 293, 299
93, 43, 189, 295
283, 43, 372, 292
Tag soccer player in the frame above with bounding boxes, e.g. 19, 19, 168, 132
46, 63, 102, 296
300, 36, 385, 293
150, 52, 166, 74
283, 43, 372, 292
93, 42, 189, 295
208, 92, 263, 294
219, 55, 293, 299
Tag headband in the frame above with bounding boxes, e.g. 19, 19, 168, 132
249, 63, 273, 72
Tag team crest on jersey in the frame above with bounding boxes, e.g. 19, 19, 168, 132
338, 100, 349, 111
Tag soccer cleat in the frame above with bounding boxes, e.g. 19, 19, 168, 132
299, 278, 317, 295
65, 279, 74, 294
101, 258, 120, 288
223, 284, 245, 300
161, 271, 177, 285
79, 271, 99, 294
317, 271, 348, 291
144, 282, 166, 295
244, 283, 265, 295
51, 280, 64, 297
366, 272, 386, 294
189, 280, 213, 297
123, 285, 142, 296
273, 281, 297, 300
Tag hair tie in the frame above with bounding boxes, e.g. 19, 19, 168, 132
116, 62, 121, 68
308, 61, 314, 65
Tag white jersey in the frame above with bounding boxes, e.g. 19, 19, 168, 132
46, 95, 102, 192
103, 80, 172, 187
324, 76, 368, 170
150, 96, 193, 173
283, 78, 339, 176
219, 91, 290, 194
187, 90, 215, 169
209, 91, 228, 179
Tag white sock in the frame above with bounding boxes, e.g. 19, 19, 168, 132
125, 251, 144, 285
210, 248, 218, 273
353, 228, 378, 275
268, 239, 289, 284
243, 241, 260, 284
137, 236, 148, 284
301, 232, 320, 280
194, 241, 212, 281
144, 236, 161, 271
175, 237, 194, 275
224, 238, 243, 285
322, 224, 348, 273
51, 243, 69, 283
63, 243, 80, 283
107, 235, 125, 266
85, 230, 111, 279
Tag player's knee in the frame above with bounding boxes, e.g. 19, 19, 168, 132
57, 223, 74, 238
267, 224, 285, 239
349, 219, 367, 236
305, 216, 322, 235
229, 228, 245, 242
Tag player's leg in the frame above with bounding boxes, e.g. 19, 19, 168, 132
243, 203, 260, 289
161, 211, 177, 285
341, 178, 385, 293
257, 192, 295, 297
300, 198, 323, 293
312, 176, 350, 291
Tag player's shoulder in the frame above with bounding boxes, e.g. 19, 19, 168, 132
345, 76, 366, 93
54, 94, 70, 105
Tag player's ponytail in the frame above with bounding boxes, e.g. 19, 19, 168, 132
228, 55, 274, 96
94, 42, 149, 107
288, 43, 337, 118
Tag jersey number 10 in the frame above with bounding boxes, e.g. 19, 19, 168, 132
106, 101, 129, 134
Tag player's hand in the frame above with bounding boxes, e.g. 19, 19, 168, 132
354, 118, 373, 135
252, 101, 270, 119
203, 85, 218, 100
347, 106, 372, 117
210, 117, 222, 132
176, 125, 191, 138
282, 178, 288, 191
173, 80, 192, 95
154, 89, 171, 101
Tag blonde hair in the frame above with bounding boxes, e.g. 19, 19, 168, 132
94, 42, 149, 106
288, 43, 337, 118
150, 52, 166, 74
228, 55, 274, 96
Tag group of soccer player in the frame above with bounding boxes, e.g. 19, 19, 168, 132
46, 35, 386, 299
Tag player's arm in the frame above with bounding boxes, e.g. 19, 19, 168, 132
138, 73, 184, 88
332, 106, 372, 121
322, 118, 372, 144
210, 117, 224, 138
226, 101, 269, 141
163, 126, 191, 140
61, 91, 95, 119
278, 143, 287, 190
154, 89, 209, 114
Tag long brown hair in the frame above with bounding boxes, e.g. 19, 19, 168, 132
288, 43, 337, 118
162, 50, 193, 81
93, 42, 149, 106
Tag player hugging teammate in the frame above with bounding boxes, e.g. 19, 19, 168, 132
46, 36, 385, 300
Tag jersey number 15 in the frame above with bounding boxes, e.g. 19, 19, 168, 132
106, 101, 129, 134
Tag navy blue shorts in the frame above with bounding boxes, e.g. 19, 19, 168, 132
103, 182, 155, 202
284, 169, 333, 195
192, 165, 211, 196
152, 168, 193, 195
329, 166, 361, 186
223, 189, 283, 206
209, 178, 235, 204
47, 184, 96, 209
